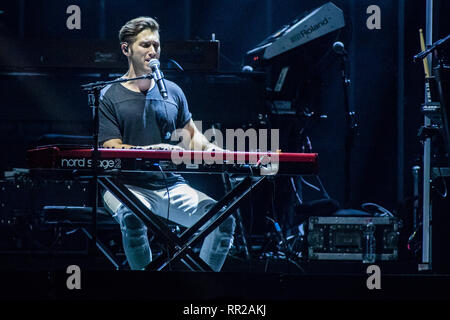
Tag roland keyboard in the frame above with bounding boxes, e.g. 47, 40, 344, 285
26, 145, 318, 176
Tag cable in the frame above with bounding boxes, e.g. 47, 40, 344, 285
270, 178, 280, 222
300, 176, 320, 192
248, 168, 254, 242
156, 163, 172, 271
290, 177, 303, 205
156, 164, 171, 222
269, 180, 290, 272
247, 170, 254, 272
361, 202, 394, 217
161, 98, 175, 144
65, 227, 80, 235
434, 167, 448, 198
315, 175, 330, 199
168, 59, 184, 71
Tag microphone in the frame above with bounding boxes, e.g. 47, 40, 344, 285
149, 59, 168, 99
241, 65, 254, 72
332, 41, 348, 56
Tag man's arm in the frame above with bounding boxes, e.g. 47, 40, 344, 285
102, 138, 182, 150
102, 138, 133, 149
183, 119, 223, 151
102, 119, 220, 150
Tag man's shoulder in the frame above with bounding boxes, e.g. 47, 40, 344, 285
165, 79, 183, 93
100, 83, 118, 100
100, 82, 137, 104
165, 79, 187, 106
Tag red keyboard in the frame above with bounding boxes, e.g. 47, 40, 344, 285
27, 145, 318, 175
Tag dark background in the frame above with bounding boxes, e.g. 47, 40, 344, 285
0, 0, 449, 268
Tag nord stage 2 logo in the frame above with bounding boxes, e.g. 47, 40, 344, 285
61, 158, 122, 170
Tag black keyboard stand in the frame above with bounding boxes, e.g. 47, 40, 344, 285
97, 174, 267, 271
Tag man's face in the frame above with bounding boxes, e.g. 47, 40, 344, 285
128, 29, 161, 75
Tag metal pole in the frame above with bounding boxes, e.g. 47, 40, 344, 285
421, 0, 433, 271
398, 0, 405, 203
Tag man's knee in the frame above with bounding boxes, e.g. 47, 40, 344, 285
220, 215, 236, 235
119, 210, 149, 248
120, 207, 145, 230
211, 215, 235, 253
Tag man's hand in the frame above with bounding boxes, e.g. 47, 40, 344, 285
204, 144, 231, 153
144, 143, 184, 151
205, 144, 223, 152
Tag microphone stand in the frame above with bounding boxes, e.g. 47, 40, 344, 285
80, 74, 153, 267
337, 53, 357, 208
415, 34, 450, 166
413, 32, 449, 271
414, 34, 450, 61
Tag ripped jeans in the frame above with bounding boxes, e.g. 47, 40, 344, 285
103, 183, 236, 271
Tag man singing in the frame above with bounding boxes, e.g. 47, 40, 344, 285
99, 16, 235, 271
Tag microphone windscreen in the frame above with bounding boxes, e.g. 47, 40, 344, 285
149, 59, 160, 69
332, 41, 345, 54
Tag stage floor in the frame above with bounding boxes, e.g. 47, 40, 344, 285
1, 254, 450, 302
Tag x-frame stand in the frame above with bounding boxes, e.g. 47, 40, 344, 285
98, 173, 267, 271
222, 173, 251, 260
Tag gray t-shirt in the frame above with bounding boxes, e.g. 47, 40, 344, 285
99, 79, 192, 189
